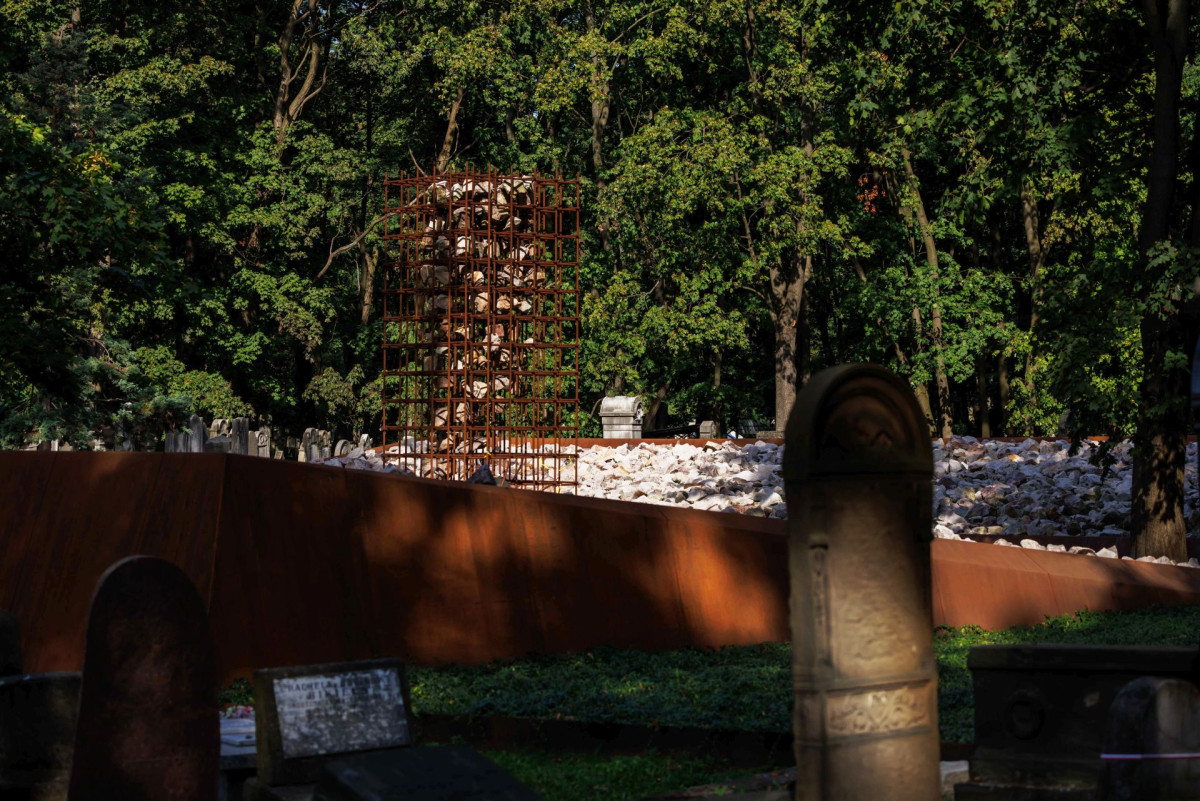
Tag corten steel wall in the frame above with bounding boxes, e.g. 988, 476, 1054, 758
3, 452, 1200, 685
380, 170, 580, 490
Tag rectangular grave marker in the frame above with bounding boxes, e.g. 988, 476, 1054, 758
254, 658, 414, 787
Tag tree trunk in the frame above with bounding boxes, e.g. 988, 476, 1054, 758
1020, 182, 1046, 386
976, 370, 991, 438
901, 148, 953, 437
998, 350, 1011, 435
771, 257, 808, 428
435, 87, 466, 173
583, 0, 612, 251
1131, 0, 1190, 560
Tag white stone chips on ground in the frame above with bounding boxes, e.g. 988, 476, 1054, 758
316, 436, 1200, 565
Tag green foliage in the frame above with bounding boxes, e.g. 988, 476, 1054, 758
0, 0, 1189, 446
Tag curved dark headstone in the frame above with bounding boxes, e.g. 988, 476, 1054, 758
783, 364, 938, 800
1101, 677, 1200, 801
67, 556, 217, 801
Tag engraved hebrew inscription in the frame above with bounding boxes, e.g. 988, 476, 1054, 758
825, 683, 933, 738
274, 668, 410, 759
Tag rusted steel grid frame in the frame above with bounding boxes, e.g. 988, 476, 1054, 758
380, 169, 580, 491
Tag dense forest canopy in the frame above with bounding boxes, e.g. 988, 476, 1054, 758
1, 0, 1195, 466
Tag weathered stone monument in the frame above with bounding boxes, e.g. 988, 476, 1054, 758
189, 414, 208, 453
783, 364, 939, 800
249, 658, 415, 791
599, 396, 644, 439
67, 556, 218, 801
1101, 676, 1200, 801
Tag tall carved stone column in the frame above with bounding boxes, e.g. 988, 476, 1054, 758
784, 365, 938, 800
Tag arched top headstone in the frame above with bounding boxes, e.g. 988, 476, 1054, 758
784, 364, 938, 800
783, 364, 931, 481
67, 556, 217, 801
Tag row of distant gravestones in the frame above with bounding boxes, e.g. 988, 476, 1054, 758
160, 415, 371, 463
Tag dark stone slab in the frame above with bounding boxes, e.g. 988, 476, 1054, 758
0, 610, 20, 676
1100, 677, 1200, 801
67, 556, 218, 801
0, 671, 80, 798
958, 644, 1200, 800
254, 659, 414, 787
783, 365, 939, 801
313, 746, 542, 801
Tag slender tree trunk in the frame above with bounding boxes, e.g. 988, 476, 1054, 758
435, 87, 466, 173
771, 256, 809, 427
976, 371, 991, 438
1020, 182, 1047, 393
1132, 0, 1190, 561
902, 148, 953, 437
998, 350, 1011, 434
583, 0, 613, 251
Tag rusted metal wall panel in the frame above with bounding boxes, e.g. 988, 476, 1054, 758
930, 539, 1200, 629
0, 453, 225, 674
3, 453, 1200, 685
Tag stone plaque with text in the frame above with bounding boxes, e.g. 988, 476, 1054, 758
255, 658, 414, 787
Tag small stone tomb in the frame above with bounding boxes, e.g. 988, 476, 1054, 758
784, 364, 940, 801
1101, 677, 1200, 801
314, 746, 542, 801
251, 659, 415, 788
956, 644, 1200, 799
67, 555, 218, 801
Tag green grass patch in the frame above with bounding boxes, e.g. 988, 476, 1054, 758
222, 604, 1200, 749
407, 604, 1200, 744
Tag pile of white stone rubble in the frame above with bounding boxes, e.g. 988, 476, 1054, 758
314, 437, 1200, 566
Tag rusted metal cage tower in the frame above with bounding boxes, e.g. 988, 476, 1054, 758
380, 169, 580, 491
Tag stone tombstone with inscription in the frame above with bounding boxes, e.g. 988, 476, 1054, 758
1101, 677, 1200, 801
255, 426, 272, 458
67, 556, 218, 801
252, 658, 415, 787
231, 417, 250, 456
783, 364, 939, 801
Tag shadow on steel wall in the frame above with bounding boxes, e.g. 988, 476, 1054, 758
2, 452, 1200, 685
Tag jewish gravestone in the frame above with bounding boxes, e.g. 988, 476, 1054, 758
0, 671, 81, 800
255, 427, 272, 459
1101, 676, 1200, 801
231, 418, 250, 456
67, 556, 218, 801
0, 610, 20, 677
299, 429, 317, 463
334, 440, 351, 458
189, 415, 208, 453
251, 659, 415, 789
314, 746, 543, 801
165, 430, 188, 453
783, 364, 940, 801
317, 430, 332, 461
